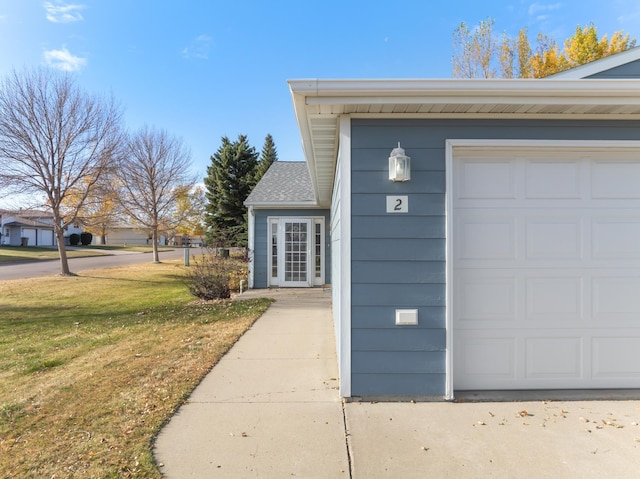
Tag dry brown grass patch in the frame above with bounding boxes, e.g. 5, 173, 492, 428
0, 261, 271, 478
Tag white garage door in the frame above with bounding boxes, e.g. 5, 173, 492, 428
452, 144, 640, 390
40, 229, 54, 246
22, 228, 37, 246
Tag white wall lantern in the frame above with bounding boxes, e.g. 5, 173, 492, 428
389, 142, 411, 182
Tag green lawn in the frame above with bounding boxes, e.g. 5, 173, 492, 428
0, 260, 271, 478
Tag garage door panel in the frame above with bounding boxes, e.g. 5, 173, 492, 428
457, 276, 516, 321
526, 217, 583, 259
592, 336, 640, 385
456, 159, 516, 199
525, 160, 581, 199
525, 337, 583, 379
456, 216, 516, 260
592, 277, 640, 318
456, 336, 516, 379
592, 337, 640, 378
592, 217, 640, 259
526, 277, 584, 321
592, 160, 640, 198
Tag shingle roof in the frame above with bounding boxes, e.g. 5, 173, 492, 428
245, 161, 316, 205
0, 209, 53, 219
2, 215, 54, 228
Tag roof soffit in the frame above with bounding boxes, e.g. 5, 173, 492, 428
289, 78, 640, 205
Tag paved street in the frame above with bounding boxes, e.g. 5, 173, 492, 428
0, 247, 189, 281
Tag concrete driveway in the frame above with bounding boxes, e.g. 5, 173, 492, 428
155, 288, 640, 479
346, 399, 640, 478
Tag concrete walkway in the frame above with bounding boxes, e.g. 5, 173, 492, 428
154, 288, 350, 478
155, 288, 640, 479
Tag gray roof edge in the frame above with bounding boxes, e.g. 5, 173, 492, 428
549, 46, 640, 79
245, 200, 322, 208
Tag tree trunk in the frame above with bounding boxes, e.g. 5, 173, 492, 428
55, 228, 72, 275
152, 228, 160, 263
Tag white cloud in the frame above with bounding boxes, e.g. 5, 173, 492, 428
43, 1, 85, 23
43, 47, 87, 71
182, 34, 212, 60
528, 2, 562, 16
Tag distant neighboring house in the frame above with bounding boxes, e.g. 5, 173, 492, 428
173, 234, 204, 247
0, 210, 82, 246
248, 47, 640, 400
92, 225, 166, 245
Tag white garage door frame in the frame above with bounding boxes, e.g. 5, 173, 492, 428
445, 139, 640, 400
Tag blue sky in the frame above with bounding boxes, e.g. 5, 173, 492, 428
0, 0, 638, 181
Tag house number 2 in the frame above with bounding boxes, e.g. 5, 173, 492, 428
386, 195, 408, 213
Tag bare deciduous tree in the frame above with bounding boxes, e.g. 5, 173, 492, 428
116, 126, 195, 263
452, 18, 497, 79
0, 68, 122, 275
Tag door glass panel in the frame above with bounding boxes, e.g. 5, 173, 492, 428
284, 221, 307, 282
315, 222, 321, 278
271, 222, 278, 278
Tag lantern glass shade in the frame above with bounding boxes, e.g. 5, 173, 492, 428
389, 143, 411, 182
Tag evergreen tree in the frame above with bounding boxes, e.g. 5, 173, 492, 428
204, 135, 258, 247
254, 134, 278, 183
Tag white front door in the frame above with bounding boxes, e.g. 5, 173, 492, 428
279, 219, 312, 287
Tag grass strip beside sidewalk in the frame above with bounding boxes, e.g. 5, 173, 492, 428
0, 261, 271, 478
0, 245, 111, 263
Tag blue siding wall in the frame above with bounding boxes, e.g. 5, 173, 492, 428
252, 208, 330, 288
350, 118, 640, 397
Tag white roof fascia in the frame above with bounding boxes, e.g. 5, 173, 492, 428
290, 78, 640, 103
550, 46, 640, 79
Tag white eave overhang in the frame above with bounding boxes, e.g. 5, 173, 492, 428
289, 78, 640, 206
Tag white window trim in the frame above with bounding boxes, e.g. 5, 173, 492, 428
444, 139, 640, 401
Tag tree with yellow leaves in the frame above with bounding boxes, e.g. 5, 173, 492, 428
171, 185, 206, 238
453, 20, 636, 78
62, 171, 123, 245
